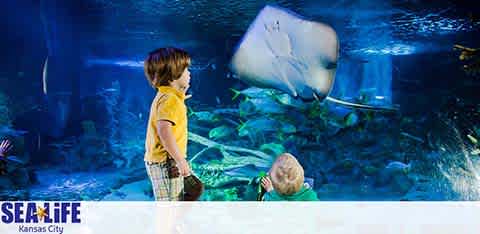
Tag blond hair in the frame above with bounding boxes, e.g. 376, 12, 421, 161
144, 47, 191, 88
270, 153, 304, 195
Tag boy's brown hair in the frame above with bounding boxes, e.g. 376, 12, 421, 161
144, 47, 191, 88
270, 153, 304, 195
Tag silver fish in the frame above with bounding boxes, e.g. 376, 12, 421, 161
42, 57, 48, 95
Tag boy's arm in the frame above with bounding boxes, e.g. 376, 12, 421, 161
157, 120, 191, 176
263, 190, 282, 201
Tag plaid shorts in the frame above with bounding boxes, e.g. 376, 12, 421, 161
145, 161, 184, 201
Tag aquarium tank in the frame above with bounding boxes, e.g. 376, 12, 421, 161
0, 0, 479, 201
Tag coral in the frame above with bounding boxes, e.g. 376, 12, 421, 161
200, 187, 241, 201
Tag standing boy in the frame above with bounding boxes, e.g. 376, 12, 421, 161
144, 47, 192, 201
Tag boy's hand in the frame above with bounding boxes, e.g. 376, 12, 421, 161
177, 159, 191, 177
261, 176, 274, 192
0, 140, 12, 157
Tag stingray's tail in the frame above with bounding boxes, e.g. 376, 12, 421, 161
324, 96, 399, 112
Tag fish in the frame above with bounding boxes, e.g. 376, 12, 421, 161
224, 164, 266, 178
274, 93, 306, 109
0, 155, 26, 165
238, 100, 256, 117
190, 59, 215, 71
237, 117, 296, 137
230, 87, 273, 100
188, 107, 221, 122
37, 133, 41, 151
231, 5, 338, 100
401, 132, 425, 144
93, 88, 120, 96
385, 161, 411, 173
467, 134, 478, 145
100, 88, 119, 93
230, 5, 398, 112
42, 57, 48, 95
208, 125, 235, 140
323, 105, 360, 128
239, 97, 288, 116
343, 112, 359, 127
259, 143, 285, 157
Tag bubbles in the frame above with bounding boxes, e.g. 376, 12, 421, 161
433, 117, 480, 200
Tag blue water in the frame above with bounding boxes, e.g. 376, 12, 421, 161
0, 0, 479, 201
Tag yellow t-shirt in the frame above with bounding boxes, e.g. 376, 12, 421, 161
144, 86, 188, 163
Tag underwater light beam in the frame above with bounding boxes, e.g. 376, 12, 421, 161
85, 58, 215, 71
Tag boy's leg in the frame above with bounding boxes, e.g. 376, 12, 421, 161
168, 176, 184, 201
145, 162, 184, 201
145, 162, 170, 201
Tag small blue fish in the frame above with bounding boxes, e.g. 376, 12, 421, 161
385, 161, 411, 173
344, 112, 359, 127
237, 117, 296, 137
274, 93, 305, 109
245, 98, 288, 115
188, 107, 221, 122
230, 87, 273, 100
208, 125, 235, 140
2, 155, 26, 164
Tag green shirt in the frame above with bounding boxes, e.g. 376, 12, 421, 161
263, 185, 319, 201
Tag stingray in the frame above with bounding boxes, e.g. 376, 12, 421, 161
230, 5, 397, 111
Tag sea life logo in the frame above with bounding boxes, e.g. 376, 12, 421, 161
1, 202, 81, 234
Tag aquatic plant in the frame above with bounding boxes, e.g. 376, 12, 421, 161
188, 132, 273, 168
259, 143, 285, 157
200, 187, 241, 201
223, 187, 239, 201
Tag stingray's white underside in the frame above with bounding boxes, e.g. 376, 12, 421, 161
231, 5, 339, 100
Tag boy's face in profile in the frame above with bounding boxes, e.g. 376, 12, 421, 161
171, 68, 191, 92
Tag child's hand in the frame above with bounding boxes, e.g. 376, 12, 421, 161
261, 176, 274, 192
177, 159, 191, 177
0, 140, 12, 157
